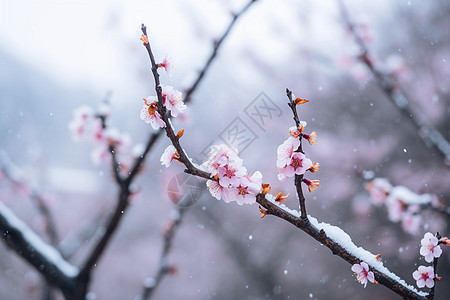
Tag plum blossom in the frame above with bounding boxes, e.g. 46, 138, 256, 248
401, 212, 421, 235
365, 178, 392, 205
201, 144, 242, 176
68, 105, 98, 141
140, 97, 166, 129
284, 152, 312, 178
420, 232, 442, 263
228, 171, 262, 205
201, 144, 261, 205
276, 137, 299, 169
161, 85, 186, 117
158, 56, 174, 76
351, 262, 375, 288
161, 145, 179, 168
276, 136, 312, 181
207, 179, 229, 202
412, 265, 435, 288
217, 164, 247, 188
302, 131, 318, 145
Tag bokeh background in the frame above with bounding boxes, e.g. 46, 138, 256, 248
1, 0, 449, 299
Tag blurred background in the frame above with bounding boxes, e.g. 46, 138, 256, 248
0, 0, 449, 299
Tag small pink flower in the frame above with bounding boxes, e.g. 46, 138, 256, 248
160, 145, 179, 168
161, 85, 186, 117
140, 97, 166, 129
351, 262, 375, 288
201, 144, 242, 176
229, 171, 262, 205
284, 152, 312, 177
217, 164, 247, 188
413, 265, 435, 288
207, 179, 229, 202
420, 232, 442, 263
68, 105, 95, 140
276, 137, 300, 169
401, 212, 421, 235
302, 131, 317, 145
385, 195, 405, 223
366, 178, 392, 206
159, 56, 173, 76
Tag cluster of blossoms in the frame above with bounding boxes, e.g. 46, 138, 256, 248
351, 261, 376, 288
140, 84, 186, 129
412, 232, 449, 289
201, 145, 262, 205
366, 178, 440, 235
69, 104, 140, 169
276, 122, 319, 191
161, 144, 263, 206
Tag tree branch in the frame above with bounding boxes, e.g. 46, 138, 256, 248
337, 0, 450, 163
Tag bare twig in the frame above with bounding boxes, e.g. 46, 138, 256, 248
337, 0, 450, 163
184, 0, 258, 103
140, 207, 185, 300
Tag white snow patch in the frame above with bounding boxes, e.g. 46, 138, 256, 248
0, 202, 79, 278
307, 215, 427, 297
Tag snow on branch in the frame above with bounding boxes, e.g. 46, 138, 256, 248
140, 28, 432, 297
0, 201, 78, 287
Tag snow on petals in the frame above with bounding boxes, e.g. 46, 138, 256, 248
140, 97, 166, 129
160, 145, 179, 168
420, 232, 442, 263
276, 137, 299, 169
413, 265, 435, 288
351, 262, 375, 288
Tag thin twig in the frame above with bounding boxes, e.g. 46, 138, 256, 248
184, 0, 258, 104
337, 0, 450, 163
140, 207, 185, 300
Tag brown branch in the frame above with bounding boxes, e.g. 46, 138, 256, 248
285, 89, 308, 218
0, 201, 79, 297
140, 207, 186, 300
144, 57, 428, 297
337, 0, 450, 163
184, 0, 258, 103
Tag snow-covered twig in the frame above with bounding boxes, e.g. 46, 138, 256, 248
0, 201, 79, 295
142, 33, 428, 296
0, 149, 59, 246
337, 0, 450, 164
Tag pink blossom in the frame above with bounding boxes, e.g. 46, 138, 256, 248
206, 179, 229, 202
284, 152, 312, 177
229, 171, 262, 205
351, 262, 375, 288
413, 265, 435, 288
201, 144, 242, 176
366, 178, 392, 205
160, 145, 179, 168
159, 56, 173, 76
68, 105, 95, 140
276, 137, 300, 169
140, 97, 166, 129
217, 164, 247, 188
401, 212, 421, 235
420, 232, 442, 263
385, 194, 405, 223
161, 85, 186, 117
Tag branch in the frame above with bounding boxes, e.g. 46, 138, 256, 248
0, 149, 59, 246
0, 201, 78, 290
140, 207, 186, 300
337, 0, 450, 163
184, 0, 258, 104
